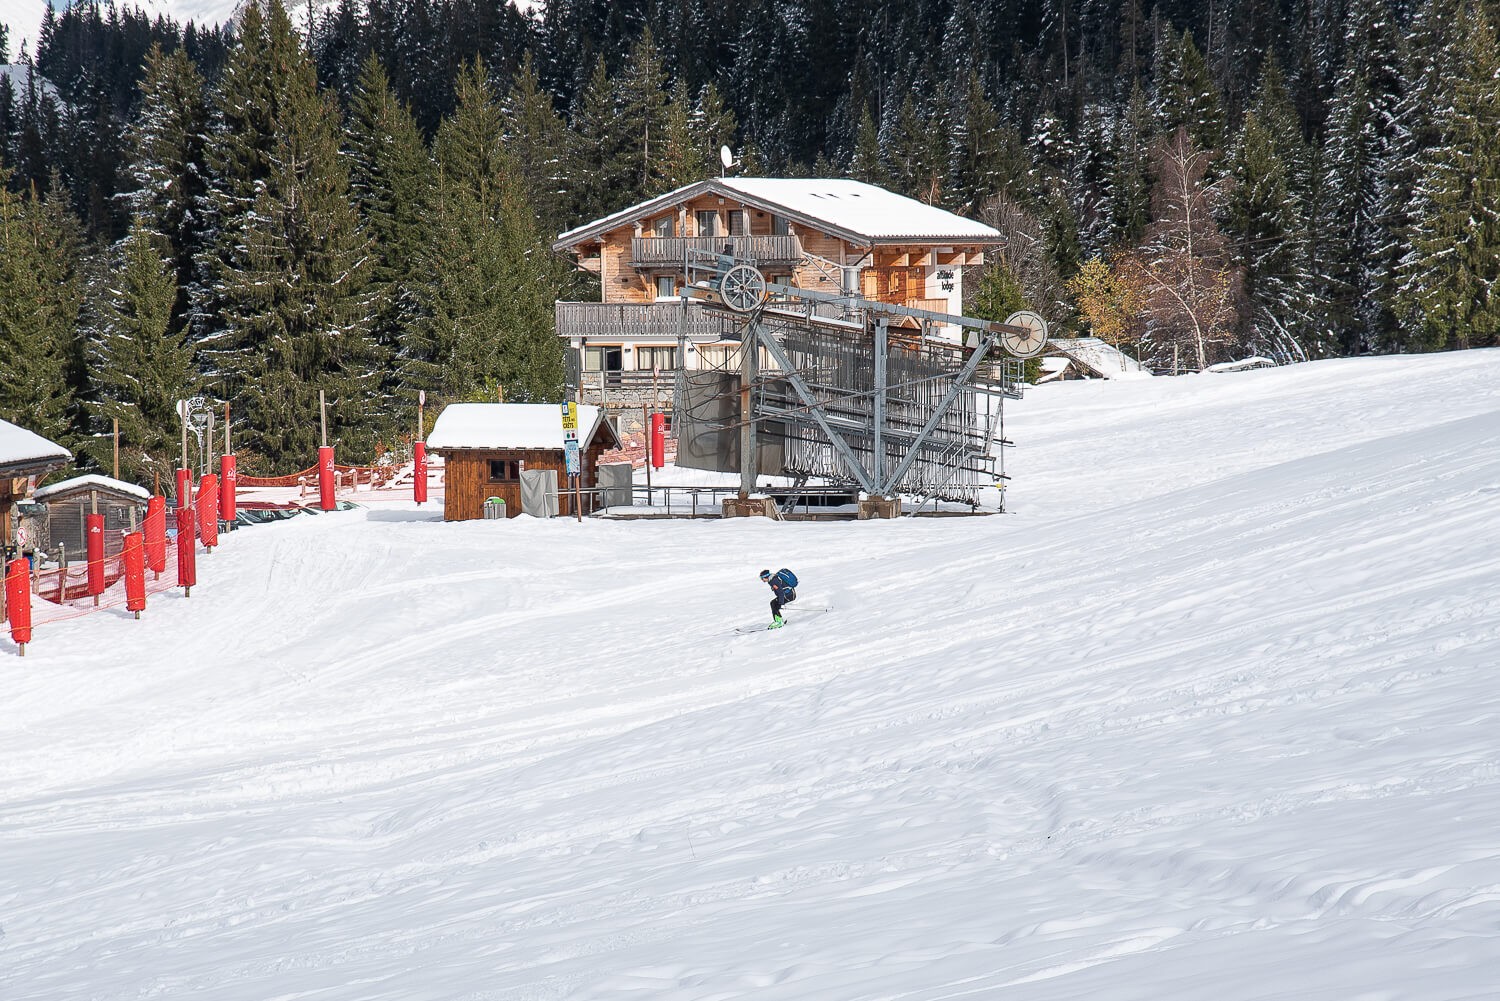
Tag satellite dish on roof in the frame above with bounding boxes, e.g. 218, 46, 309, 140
720, 145, 735, 176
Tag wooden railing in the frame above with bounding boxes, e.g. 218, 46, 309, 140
555, 301, 734, 340
631, 235, 803, 268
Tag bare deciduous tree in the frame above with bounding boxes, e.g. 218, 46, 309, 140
1117, 128, 1244, 371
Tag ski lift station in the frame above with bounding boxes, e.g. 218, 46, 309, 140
553, 177, 1049, 518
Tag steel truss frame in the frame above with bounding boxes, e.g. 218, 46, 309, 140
681, 252, 1036, 507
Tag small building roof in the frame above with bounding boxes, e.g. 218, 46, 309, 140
427, 404, 621, 453
33, 474, 151, 504
1045, 338, 1155, 381
554, 177, 1002, 251
0, 419, 71, 480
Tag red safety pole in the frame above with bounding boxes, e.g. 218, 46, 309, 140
650, 412, 666, 469
220, 402, 237, 528
198, 473, 219, 551
414, 390, 427, 505
144, 496, 167, 579
413, 441, 428, 504
318, 446, 336, 511
176, 468, 196, 595
122, 532, 146, 618
5, 557, 31, 655
318, 388, 336, 511
85, 512, 105, 604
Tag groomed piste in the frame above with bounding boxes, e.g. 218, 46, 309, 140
4, 350, 1500, 1000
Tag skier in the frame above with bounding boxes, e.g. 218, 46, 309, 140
759, 568, 798, 628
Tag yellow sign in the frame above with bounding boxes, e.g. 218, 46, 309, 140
560, 401, 578, 431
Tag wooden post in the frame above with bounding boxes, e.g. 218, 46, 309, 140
573, 474, 582, 523
113, 418, 120, 480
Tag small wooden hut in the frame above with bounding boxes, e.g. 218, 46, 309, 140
427, 403, 622, 521
0, 418, 72, 561
32, 474, 151, 561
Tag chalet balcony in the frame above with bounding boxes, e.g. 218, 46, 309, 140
630, 234, 804, 269
555, 300, 736, 341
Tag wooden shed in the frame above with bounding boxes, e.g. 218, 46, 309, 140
426, 403, 622, 521
32, 474, 151, 561
0, 418, 72, 562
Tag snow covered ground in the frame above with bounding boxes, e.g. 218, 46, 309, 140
4, 351, 1500, 1000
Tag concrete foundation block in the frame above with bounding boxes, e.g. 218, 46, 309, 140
721, 496, 780, 519
857, 497, 902, 520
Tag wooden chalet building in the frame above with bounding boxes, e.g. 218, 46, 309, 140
552, 178, 1004, 416
426, 403, 622, 521
31, 474, 151, 562
0, 418, 71, 562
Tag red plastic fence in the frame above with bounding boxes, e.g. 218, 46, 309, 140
26, 533, 188, 609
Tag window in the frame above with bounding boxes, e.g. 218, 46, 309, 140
653, 216, 674, 238
771, 214, 790, 236
636, 346, 678, 371
695, 210, 720, 237
584, 346, 624, 372
488, 459, 522, 482
729, 210, 748, 236
696, 344, 740, 369
655, 275, 677, 299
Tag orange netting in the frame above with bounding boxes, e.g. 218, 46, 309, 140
8, 533, 190, 625
237, 463, 398, 488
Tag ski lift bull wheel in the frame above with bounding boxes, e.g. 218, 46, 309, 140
1000, 310, 1049, 359
720, 263, 767, 312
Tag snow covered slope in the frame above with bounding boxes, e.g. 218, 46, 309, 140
4, 351, 1500, 1000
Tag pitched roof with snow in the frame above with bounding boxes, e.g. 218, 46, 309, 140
426, 404, 620, 452
1046, 338, 1155, 381
554, 178, 1002, 250
0, 418, 71, 478
32, 474, 151, 504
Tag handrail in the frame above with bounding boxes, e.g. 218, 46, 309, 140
555, 301, 732, 340
631, 235, 803, 268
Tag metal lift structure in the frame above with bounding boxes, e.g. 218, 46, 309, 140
675, 251, 1050, 510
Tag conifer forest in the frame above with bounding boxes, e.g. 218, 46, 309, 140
0, 0, 1496, 476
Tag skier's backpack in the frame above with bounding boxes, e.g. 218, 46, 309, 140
776, 568, 798, 588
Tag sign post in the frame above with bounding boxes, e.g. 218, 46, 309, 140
561, 402, 582, 521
